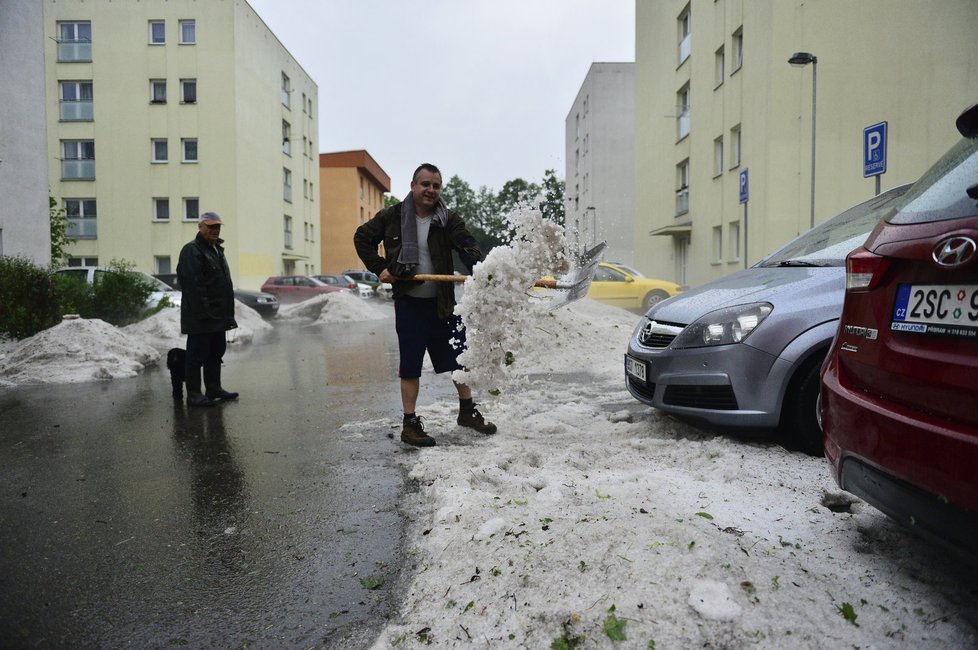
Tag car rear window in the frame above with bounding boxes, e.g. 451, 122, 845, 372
887, 136, 978, 225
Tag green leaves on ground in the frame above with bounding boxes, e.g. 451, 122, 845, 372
603, 605, 627, 641
837, 601, 859, 626
360, 575, 385, 590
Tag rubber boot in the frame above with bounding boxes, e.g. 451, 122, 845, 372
186, 367, 216, 407
204, 363, 239, 401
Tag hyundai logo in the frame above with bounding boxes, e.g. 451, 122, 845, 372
933, 236, 977, 268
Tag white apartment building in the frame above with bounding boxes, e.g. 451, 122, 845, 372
635, 0, 978, 288
565, 63, 635, 266
44, 0, 320, 290
0, 2, 50, 264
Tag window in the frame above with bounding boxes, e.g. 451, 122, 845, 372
303, 179, 308, 199
58, 21, 91, 62
283, 168, 292, 202
181, 79, 197, 103
62, 140, 95, 180
712, 226, 723, 263
284, 215, 293, 249
281, 72, 291, 108
308, 182, 313, 199
150, 79, 166, 103
302, 93, 307, 113
59, 81, 93, 121
732, 27, 744, 72
730, 124, 742, 168
714, 46, 725, 88
149, 20, 165, 44
729, 221, 741, 260
64, 199, 97, 238
309, 223, 314, 242
182, 138, 198, 162
282, 120, 291, 155
153, 198, 170, 220
179, 20, 195, 44
184, 198, 199, 221
678, 5, 691, 64
68, 256, 99, 267
676, 159, 689, 215
307, 97, 313, 114
677, 84, 690, 140
713, 136, 724, 177
152, 139, 168, 163
155, 256, 172, 274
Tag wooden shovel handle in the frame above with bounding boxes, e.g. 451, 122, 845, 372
411, 274, 558, 289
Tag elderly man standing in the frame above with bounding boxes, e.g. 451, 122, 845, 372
177, 211, 239, 407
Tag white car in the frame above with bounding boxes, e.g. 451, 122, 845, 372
354, 282, 374, 299
54, 266, 181, 310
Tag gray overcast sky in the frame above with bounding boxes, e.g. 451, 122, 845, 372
247, 0, 634, 197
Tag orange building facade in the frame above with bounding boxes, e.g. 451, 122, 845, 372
318, 150, 391, 273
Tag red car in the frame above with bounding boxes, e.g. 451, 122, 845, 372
259, 275, 347, 303
820, 101, 978, 554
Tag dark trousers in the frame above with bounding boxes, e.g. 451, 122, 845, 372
185, 331, 227, 372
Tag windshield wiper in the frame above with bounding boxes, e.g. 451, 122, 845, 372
773, 259, 827, 267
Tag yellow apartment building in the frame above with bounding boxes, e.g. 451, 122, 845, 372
318, 151, 391, 274
635, 0, 978, 288
44, 0, 319, 290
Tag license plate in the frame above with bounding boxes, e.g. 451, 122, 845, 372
892, 284, 978, 338
625, 355, 647, 382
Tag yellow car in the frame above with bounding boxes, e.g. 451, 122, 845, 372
587, 262, 683, 311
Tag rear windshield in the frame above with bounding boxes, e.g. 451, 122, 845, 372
760, 184, 910, 267
887, 136, 978, 225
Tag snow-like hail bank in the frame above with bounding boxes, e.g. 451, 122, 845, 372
453, 205, 572, 394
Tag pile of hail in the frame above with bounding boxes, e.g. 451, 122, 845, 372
452, 205, 571, 394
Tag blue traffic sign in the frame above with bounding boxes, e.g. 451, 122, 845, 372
863, 122, 887, 178
739, 168, 749, 204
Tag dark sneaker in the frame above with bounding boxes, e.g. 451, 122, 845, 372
401, 416, 436, 447
187, 392, 216, 408
206, 389, 239, 400
457, 406, 497, 435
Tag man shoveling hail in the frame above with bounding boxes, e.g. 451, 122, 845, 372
354, 163, 497, 447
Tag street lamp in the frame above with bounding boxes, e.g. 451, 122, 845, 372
788, 51, 817, 229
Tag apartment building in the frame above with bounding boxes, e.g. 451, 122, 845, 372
44, 0, 319, 290
0, 2, 50, 264
318, 151, 391, 274
635, 0, 978, 288
565, 63, 635, 265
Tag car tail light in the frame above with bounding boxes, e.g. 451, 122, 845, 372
846, 247, 891, 291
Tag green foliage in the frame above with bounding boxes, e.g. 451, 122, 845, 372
539, 169, 566, 227
603, 605, 627, 641
837, 601, 859, 626
49, 195, 70, 267
359, 574, 386, 590
384, 193, 400, 208
0, 256, 62, 339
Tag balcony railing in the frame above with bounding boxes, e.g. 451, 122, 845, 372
66, 217, 97, 238
60, 100, 93, 121
62, 159, 95, 180
678, 111, 690, 140
58, 40, 91, 62
676, 187, 689, 215
283, 185, 292, 202
679, 33, 691, 64
284, 231, 293, 249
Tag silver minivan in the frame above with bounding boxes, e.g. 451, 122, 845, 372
624, 185, 909, 454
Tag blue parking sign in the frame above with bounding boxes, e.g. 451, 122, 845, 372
739, 168, 748, 204
863, 122, 887, 178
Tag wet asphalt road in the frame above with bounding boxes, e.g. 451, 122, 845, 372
0, 312, 421, 648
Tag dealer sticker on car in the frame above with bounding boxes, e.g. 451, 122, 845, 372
625, 355, 647, 383
892, 283, 978, 337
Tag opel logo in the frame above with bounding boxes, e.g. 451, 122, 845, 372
932, 236, 977, 268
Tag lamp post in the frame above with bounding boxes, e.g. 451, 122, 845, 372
788, 51, 817, 229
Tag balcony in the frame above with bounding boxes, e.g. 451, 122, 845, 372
66, 217, 97, 238
676, 187, 689, 215
58, 40, 91, 62
60, 100, 93, 121
677, 111, 690, 140
62, 159, 95, 180
679, 33, 691, 64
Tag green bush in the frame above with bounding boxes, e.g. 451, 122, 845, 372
0, 256, 62, 339
74, 260, 156, 326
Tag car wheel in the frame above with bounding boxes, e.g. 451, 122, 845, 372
642, 290, 670, 311
781, 355, 825, 456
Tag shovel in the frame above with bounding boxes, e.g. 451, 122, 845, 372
411, 241, 607, 310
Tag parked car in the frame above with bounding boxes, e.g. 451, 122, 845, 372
624, 184, 911, 454
820, 101, 978, 553
154, 273, 279, 318
56, 266, 181, 310
260, 275, 348, 303
344, 269, 394, 299
311, 274, 357, 291
588, 262, 683, 310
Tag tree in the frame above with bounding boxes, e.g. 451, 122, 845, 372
496, 178, 540, 217
538, 169, 566, 227
441, 175, 477, 221
50, 195, 70, 267
383, 194, 399, 208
